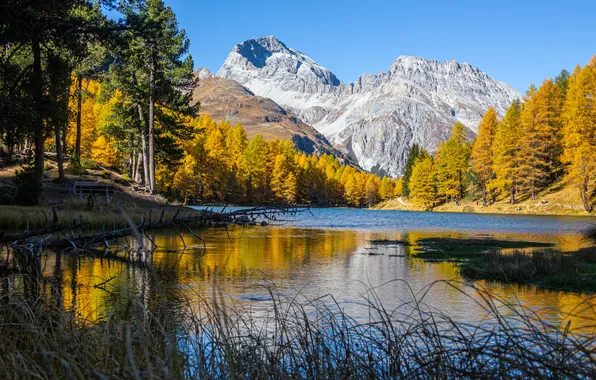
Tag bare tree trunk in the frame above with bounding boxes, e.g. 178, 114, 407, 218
54, 123, 64, 181
510, 187, 515, 204
580, 176, 593, 213
134, 151, 143, 183
75, 74, 82, 158
31, 33, 44, 190
62, 85, 69, 155
129, 147, 135, 179
148, 48, 157, 194
138, 104, 150, 191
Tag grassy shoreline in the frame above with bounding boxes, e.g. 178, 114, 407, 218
375, 181, 596, 217
0, 278, 594, 379
407, 237, 596, 293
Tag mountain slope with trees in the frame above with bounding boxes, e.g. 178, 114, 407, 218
379, 58, 596, 214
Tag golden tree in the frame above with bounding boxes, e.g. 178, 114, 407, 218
470, 107, 499, 204
562, 58, 596, 212
379, 176, 395, 201
519, 80, 564, 200
435, 122, 471, 202
239, 135, 269, 202
409, 156, 436, 209
491, 100, 523, 203
365, 175, 381, 207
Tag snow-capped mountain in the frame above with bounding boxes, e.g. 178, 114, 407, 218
217, 36, 520, 176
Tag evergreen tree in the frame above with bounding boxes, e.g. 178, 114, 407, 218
555, 69, 571, 97
402, 143, 421, 197
0, 0, 117, 202
112, 0, 196, 193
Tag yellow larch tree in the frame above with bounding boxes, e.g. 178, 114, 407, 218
67, 78, 101, 157
491, 100, 523, 203
519, 80, 564, 200
409, 156, 436, 209
470, 107, 499, 204
435, 122, 471, 203
562, 58, 596, 212
239, 134, 269, 203
365, 175, 381, 207
90, 135, 118, 167
379, 176, 395, 201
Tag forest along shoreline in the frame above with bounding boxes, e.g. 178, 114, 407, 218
0, 156, 594, 234
374, 189, 596, 217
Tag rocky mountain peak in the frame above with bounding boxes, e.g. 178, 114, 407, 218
194, 67, 213, 80
231, 36, 290, 68
218, 36, 341, 89
216, 37, 521, 177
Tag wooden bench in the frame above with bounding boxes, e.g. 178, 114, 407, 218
72, 181, 115, 203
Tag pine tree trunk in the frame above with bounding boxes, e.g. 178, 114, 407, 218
580, 176, 593, 213
138, 104, 150, 190
148, 49, 157, 194
54, 123, 64, 182
135, 152, 143, 184
129, 147, 135, 179
75, 75, 82, 158
53, 82, 69, 183
141, 132, 149, 189
62, 85, 69, 155
31, 33, 45, 190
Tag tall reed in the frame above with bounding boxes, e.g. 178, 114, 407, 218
0, 277, 594, 379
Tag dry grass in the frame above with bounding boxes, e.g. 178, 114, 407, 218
461, 248, 596, 292
0, 198, 182, 231
0, 278, 594, 379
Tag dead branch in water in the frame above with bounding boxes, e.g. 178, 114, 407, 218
3, 205, 308, 259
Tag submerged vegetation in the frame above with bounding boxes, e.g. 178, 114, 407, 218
405, 232, 596, 293
461, 248, 596, 293
0, 278, 595, 379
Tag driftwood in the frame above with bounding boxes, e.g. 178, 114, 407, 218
3, 206, 308, 257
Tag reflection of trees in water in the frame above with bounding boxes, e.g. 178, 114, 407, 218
1, 226, 594, 332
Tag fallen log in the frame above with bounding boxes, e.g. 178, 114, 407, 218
5, 205, 308, 253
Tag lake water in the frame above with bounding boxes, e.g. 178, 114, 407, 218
3, 208, 596, 330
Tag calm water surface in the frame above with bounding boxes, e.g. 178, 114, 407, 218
4, 208, 595, 329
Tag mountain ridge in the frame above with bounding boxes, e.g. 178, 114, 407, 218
191, 68, 353, 162
216, 36, 521, 176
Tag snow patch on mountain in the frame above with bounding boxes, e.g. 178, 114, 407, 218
217, 36, 521, 176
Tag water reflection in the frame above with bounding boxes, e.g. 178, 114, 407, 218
1, 222, 595, 332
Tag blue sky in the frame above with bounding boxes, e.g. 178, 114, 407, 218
163, 0, 594, 92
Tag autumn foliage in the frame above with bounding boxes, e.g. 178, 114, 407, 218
406, 56, 596, 212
